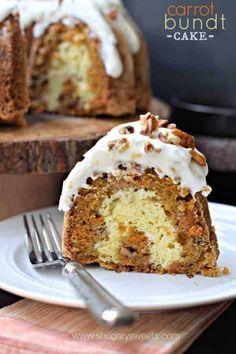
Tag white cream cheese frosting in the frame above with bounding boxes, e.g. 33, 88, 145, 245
59, 116, 211, 212
0, 0, 18, 23
18, 0, 59, 29
33, 0, 140, 78
92, 0, 140, 54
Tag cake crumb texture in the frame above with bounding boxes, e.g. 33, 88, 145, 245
0, 14, 29, 125
62, 171, 219, 277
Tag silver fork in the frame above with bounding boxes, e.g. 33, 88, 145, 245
23, 212, 138, 327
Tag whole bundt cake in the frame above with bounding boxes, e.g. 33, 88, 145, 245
28, 0, 151, 116
0, 0, 151, 124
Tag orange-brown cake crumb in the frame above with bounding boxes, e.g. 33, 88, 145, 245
62, 171, 219, 277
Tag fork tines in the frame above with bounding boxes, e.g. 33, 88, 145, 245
23, 213, 63, 267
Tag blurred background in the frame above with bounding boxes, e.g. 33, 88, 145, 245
124, 0, 236, 206
124, 0, 236, 101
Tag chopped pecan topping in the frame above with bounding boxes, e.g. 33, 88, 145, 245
166, 133, 181, 145
119, 138, 130, 152
107, 138, 130, 152
140, 112, 159, 136
107, 140, 116, 150
144, 141, 155, 153
190, 149, 207, 166
119, 125, 134, 135
172, 129, 195, 149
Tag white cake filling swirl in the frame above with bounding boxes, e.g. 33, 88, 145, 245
59, 119, 211, 212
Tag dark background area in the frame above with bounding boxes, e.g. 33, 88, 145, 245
124, 0, 236, 103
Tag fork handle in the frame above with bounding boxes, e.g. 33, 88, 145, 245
63, 262, 138, 327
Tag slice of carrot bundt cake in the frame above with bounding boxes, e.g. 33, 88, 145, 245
29, 0, 150, 116
0, 1, 29, 126
59, 113, 219, 277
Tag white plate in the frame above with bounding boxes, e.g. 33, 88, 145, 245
0, 203, 236, 311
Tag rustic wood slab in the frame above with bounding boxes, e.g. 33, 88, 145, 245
0, 98, 169, 174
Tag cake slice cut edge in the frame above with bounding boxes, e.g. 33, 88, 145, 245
60, 112, 220, 277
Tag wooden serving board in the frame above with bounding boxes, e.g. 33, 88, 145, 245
0, 98, 169, 175
0, 299, 232, 354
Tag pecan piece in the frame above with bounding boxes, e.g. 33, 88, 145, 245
190, 149, 207, 167
144, 141, 155, 153
167, 133, 181, 145
140, 112, 159, 136
119, 125, 134, 135
172, 129, 195, 149
118, 138, 130, 152
108, 138, 130, 152
107, 140, 117, 150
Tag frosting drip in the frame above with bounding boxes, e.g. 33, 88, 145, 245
59, 118, 211, 212
0, 1, 18, 23
18, 0, 59, 29
33, 0, 140, 78
92, 0, 140, 54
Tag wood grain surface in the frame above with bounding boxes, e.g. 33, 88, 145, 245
0, 299, 232, 354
